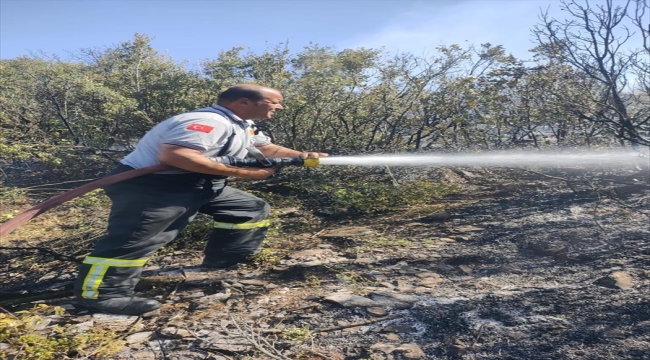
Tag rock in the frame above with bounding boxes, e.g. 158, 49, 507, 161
382, 333, 401, 342
265, 283, 279, 290
368, 271, 388, 281
65, 320, 94, 334
125, 331, 154, 344
394, 343, 426, 359
248, 309, 269, 319
459, 265, 473, 274
159, 327, 193, 339
594, 271, 634, 289
367, 307, 388, 317
415, 274, 444, 288
414, 271, 438, 279
369, 291, 419, 309
92, 313, 138, 331
323, 293, 377, 308
353, 257, 374, 265
454, 235, 471, 241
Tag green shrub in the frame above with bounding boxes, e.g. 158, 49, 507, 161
0, 304, 124, 360
245, 166, 461, 217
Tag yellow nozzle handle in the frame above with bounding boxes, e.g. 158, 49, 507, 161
302, 158, 320, 167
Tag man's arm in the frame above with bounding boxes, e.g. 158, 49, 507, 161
158, 144, 275, 180
255, 143, 329, 159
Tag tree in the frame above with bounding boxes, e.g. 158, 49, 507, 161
533, 0, 650, 146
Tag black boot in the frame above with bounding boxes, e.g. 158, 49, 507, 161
200, 259, 241, 269
77, 296, 161, 315
200, 256, 251, 269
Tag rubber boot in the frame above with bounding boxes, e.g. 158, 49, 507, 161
77, 296, 161, 315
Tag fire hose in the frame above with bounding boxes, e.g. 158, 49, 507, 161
0, 157, 319, 239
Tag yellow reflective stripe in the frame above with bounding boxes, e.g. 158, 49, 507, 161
79, 256, 149, 299
83, 256, 149, 267
213, 219, 270, 230
81, 264, 109, 299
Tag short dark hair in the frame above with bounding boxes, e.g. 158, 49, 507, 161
217, 86, 265, 103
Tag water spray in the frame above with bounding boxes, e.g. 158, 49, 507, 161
316, 150, 647, 169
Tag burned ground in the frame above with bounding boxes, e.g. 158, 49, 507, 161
1, 167, 649, 360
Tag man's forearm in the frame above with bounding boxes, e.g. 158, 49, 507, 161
158, 144, 273, 180
256, 144, 303, 158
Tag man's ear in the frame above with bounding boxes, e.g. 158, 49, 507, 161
237, 98, 252, 106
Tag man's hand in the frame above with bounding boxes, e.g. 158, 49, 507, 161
299, 152, 330, 159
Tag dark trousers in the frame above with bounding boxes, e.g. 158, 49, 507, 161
74, 178, 270, 299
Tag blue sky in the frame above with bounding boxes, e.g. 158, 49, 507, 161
0, 0, 600, 66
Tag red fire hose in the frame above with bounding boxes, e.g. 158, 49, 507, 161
0, 164, 171, 239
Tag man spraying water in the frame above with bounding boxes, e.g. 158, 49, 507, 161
73, 84, 328, 315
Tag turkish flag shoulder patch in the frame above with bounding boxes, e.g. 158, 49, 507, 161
186, 123, 214, 133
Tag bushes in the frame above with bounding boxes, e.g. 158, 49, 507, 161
247, 166, 462, 217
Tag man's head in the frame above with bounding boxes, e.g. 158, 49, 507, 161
216, 84, 284, 120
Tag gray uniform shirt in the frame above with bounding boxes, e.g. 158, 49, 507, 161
121, 105, 272, 174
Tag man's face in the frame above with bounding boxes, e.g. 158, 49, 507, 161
250, 90, 284, 120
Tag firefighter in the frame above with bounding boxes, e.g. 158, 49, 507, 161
74, 84, 328, 315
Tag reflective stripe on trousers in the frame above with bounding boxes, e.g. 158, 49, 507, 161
213, 219, 270, 230
80, 256, 149, 299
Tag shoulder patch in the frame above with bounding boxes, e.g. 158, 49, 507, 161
187, 123, 214, 133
